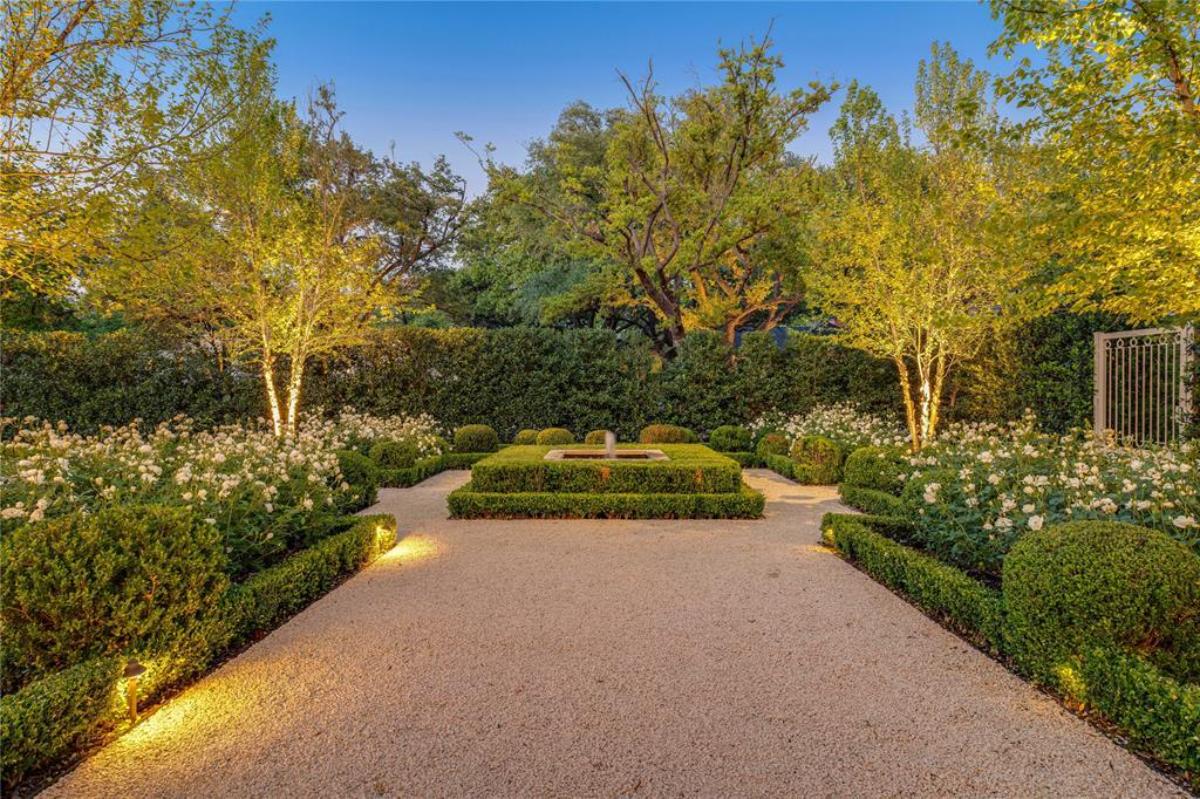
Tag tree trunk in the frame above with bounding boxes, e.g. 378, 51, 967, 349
894, 356, 922, 451
262, 354, 285, 438
284, 355, 306, 438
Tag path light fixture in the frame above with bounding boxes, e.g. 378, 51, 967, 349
123, 660, 146, 722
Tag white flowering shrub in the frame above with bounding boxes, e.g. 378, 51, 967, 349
900, 411, 1200, 578
751, 402, 908, 451
0, 409, 444, 578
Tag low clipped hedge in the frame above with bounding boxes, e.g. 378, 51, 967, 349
448, 482, 765, 519
469, 445, 743, 495
709, 425, 751, 452
368, 440, 419, 470
821, 513, 1004, 651
823, 512, 1200, 786
764, 453, 795, 479
0, 514, 397, 792
842, 446, 908, 494
789, 435, 844, 484
335, 449, 380, 512
639, 424, 699, 444
513, 429, 539, 445
453, 424, 499, 453
583, 429, 609, 445
721, 451, 759, 468
756, 432, 789, 459
536, 427, 575, 445
377, 452, 490, 488
838, 484, 907, 517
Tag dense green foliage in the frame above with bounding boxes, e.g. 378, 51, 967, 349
334, 450, 380, 512
377, 453, 489, 488
535, 428, 575, 445
0, 513, 397, 792
842, 446, 908, 494
638, 424, 699, 444
708, 425, 752, 452
1, 328, 899, 438
0, 505, 228, 692
1003, 521, 1200, 686
838, 484, 907, 517
453, 424, 500, 453
514, 429, 540, 445
448, 482, 765, 520
756, 432, 790, 459
789, 435, 844, 484
470, 445, 742, 494
583, 430, 609, 444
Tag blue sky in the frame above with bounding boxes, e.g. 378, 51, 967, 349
230, 1, 1018, 195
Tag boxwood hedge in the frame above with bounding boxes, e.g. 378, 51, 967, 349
448, 482, 765, 520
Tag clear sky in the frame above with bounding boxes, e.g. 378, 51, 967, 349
230, 1, 1018, 195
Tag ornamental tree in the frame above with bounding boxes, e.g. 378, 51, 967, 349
989, 0, 1200, 322
809, 45, 1030, 450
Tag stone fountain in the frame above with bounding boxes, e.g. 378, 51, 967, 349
543, 430, 667, 461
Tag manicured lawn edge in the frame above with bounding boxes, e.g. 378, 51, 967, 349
0, 513, 397, 793
820, 512, 1200, 788
447, 481, 765, 519
378, 452, 489, 487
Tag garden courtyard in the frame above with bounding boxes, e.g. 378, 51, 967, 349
38, 471, 1185, 798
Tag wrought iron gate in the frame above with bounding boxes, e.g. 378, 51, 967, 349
1093, 326, 1194, 444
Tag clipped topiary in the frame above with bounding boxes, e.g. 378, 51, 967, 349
336, 449, 380, 512
639, 424, 698, 444
1003, 520, 1200, 688
0, 505, 228, 691
513, 429, 539, 445
709, 425, 752, 452
454, 424, 499, 453
842, 445, 909, 495
789, 435, 844, 484
368, 439, 420, 470
756, 431, 789, 459
536, 427, 575, 445
584, 430, 610, 445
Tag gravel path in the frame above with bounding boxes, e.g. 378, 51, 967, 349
44, 470, 1183, 798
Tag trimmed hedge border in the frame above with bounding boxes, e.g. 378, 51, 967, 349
764, 453, 795, 479
838, 483, 907, 517
821, 513, 1004, 651
447, 481, 765, 519
820, 512, 1200, 788
378, 452, 490, 488
721, 451, 759, 468
0, 514, 397, 792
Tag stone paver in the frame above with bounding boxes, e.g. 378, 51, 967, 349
44, 470, 1183, 798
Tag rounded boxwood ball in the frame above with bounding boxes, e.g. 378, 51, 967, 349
1003, 520, 1200, 688
842, 446, 908, 495
513, 429, 539, 445
756, 432, 789, 458
454, 424, 499, 453
584, 430, 609, 445
369, 439, 419, 469
638, 424, 698, 444
709, 425, 751, 452
536, 427, 575, 445
788, 435, 844, 484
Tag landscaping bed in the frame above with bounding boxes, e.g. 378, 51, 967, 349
448, 444, 764, 519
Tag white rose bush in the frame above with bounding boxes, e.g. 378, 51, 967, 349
898, 412, 1199, 578
0, 409, 445, 577
752, 402, 908, 451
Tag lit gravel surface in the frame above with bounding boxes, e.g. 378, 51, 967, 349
44, 470, 1183, 798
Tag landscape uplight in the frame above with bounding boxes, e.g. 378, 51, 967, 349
123, 660, 146, 722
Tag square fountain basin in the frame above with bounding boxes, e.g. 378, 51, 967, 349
543, 449, 668, 461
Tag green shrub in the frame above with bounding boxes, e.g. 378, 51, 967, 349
822, 513, 1005, 651
454, 424, 499, 453
898, 467, 1014, 577
638, 423, 698, 444
1003, 520, 1200, 687
842, 446, 908, 494
536, 427, 575, 445
709, 425, 752, 452
448, 482, 764, 520
764, 453, 795, 479
789, 435, 844, 484
839, 484, 907, 517
368, 439, 419, 469
0, 656, 123, 790
335, 449, 379, 512
513, 429, 540, 445
0, 505, 228, 692
756, 432, 789, 459
584, 429, 610, 445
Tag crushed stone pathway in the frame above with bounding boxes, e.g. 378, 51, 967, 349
44, 470, 1184, 798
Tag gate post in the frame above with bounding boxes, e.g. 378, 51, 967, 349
1093, 331, 1107, 437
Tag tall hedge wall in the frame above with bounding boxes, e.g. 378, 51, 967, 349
1, 327, 898, 437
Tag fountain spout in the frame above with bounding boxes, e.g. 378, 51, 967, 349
604, 430, 616, 459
